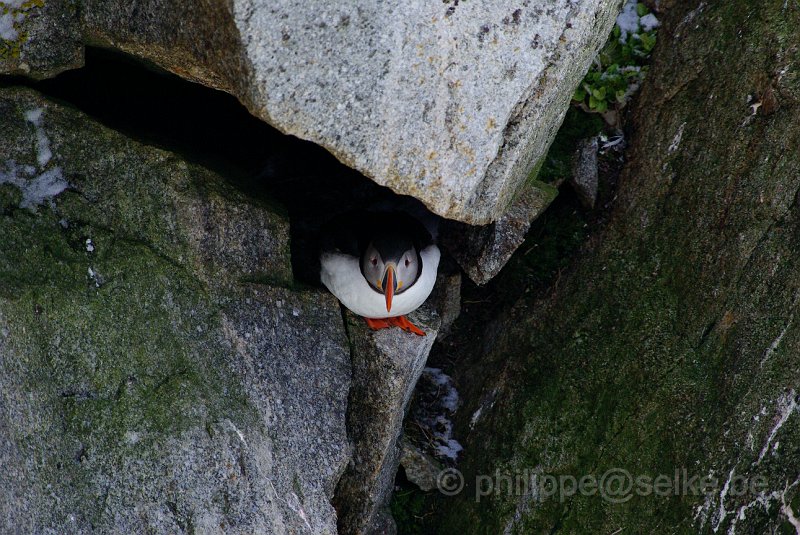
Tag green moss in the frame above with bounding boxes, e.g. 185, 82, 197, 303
0, 39, 21, 62
292, 474, 305, 500
573, 2, 658, 114
0, 204, 258, 508
0, 182, 20, 203
390, 484, 431, 535
420, 0, 800, 532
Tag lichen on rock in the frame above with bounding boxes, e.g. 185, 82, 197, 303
0, 0, 82, 78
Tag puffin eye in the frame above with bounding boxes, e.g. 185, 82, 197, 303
405, 258, 411, 267
371, 257, 378, 266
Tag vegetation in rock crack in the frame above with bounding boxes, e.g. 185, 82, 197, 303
572, 0, 659, 118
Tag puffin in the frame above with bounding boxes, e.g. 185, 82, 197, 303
320, 211, 440, 336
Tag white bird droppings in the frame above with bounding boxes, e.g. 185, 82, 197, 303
0, 11, 19, 41
25, 107, 53, 167
0, 108, 69, 209
668, 122, 687, 154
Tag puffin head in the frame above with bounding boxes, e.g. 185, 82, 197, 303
360, 232, 422, 313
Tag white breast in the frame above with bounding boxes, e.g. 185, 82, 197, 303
320, 245, 440, 318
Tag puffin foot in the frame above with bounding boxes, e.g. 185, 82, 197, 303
363, 316, 426, 336
364, 317, 391, 330
388, 315, 426, 336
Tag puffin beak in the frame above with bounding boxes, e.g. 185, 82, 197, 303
383, 264, 397, 313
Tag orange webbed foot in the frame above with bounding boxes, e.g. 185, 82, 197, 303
365, 317, 391, 331
387, 315, 426, 336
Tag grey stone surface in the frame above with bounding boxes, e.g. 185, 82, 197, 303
368, 508, 398, 535
430, 270, 462, 339
334, 306, 440, 535
0, 87, 350, 534
2, 0, 620, 225
0, 0, 83, 79
442, 179, 559, 285
228, 0, 620, 225
220, 285, 353, 534
569, 136, 599, 209
80, 0, 249, 95
398, 440, 441, 492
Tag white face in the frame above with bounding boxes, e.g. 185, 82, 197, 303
361, 242, 420, 295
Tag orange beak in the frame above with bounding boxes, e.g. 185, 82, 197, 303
383, 265, 396, 313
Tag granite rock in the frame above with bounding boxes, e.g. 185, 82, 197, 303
2, 0, 621, 225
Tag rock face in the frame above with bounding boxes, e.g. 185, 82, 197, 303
0, 0, 83, 79
421, 1, 800, 532
442, 178, 558, 285
569, 136, 598, 208
2, 0, 620, 225
0, 87, 351, 533
398, 441, 441, 493
335, 307, 440, 534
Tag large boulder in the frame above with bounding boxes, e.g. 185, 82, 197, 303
0, 87, 351, 533
1, 0, 620, 224
418, 0, 800, 532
